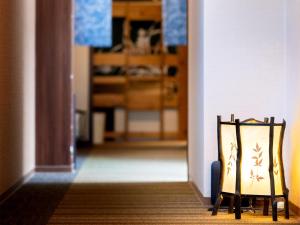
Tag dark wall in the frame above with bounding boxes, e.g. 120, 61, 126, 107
36, 0, 72, 171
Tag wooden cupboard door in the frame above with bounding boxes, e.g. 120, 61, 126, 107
177, 46, 188, 140
36, 0, 73, 170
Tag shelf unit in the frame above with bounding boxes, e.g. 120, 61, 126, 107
90, 1, 187, 142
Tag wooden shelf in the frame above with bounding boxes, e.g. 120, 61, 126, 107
90, 1, 187, 143
164, 76, 177, 82
127, 2, 161, 21
93, 94, 125, 108
128, 55, 162, 66
93, 53, 180, 66
93, 76, 126, 85
113, 2, 161, 20
128, 76, 161, 82
93, 53, 126, 66
113, 2, 127, 17
165, 54, 179, 66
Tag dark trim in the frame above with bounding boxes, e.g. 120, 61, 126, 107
280, 121, 290, 219
217, 116, 224, 194
35, 165, 73, 172
221, 192, 285, 198
0, 169, 34, 205
268, 117, 277, 221
241, 118, 265, 123
220, 121, 285, 126
217, 116, 222, 162
279, 120, 287, 192
235, 119, 242, 219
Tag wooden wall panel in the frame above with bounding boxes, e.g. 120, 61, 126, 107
178, 47, 188, 140
36, 0, 72, 170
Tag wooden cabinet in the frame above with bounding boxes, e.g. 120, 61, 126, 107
90, 1, 187, 142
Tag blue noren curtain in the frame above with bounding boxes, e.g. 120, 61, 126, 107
163, 0, 187, 46
75, 0, 112, 47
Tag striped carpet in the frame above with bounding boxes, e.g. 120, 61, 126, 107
48, 182, 300, 224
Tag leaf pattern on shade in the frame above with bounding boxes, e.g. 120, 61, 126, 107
256, 176, 264, 181
250, 143, 264, 184
273, 157, 279, 175
227, 142, 237, 175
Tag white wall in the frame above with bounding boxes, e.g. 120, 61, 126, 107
285, 0, 300, 208
188, 0, 205, 191
189, 0, 286, 197
22, 0, 36, 177
0, 0, 35, 194
74, 46, 90, 140
74, 46, 90, 112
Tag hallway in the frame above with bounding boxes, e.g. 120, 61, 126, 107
1, 148, 299, 224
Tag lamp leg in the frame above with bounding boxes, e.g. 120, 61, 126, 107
284, 193, 290, 219
234, 195, 241, 219
212, 193, 223, 216
272, 201, 278, 221
263, 197, 269, 216
228, 196, 234, 214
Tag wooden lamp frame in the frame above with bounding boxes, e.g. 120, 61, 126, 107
212, 115, 289, 221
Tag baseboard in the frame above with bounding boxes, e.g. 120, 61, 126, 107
290, 201, 300, 216
189, 181, 211, 206
0, 169, 34, 205
35, 165, 73, 172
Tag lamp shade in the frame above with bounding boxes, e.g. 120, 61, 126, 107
239, 122, 284, 196
219, 123, 237, 194
213, 116, 289, 221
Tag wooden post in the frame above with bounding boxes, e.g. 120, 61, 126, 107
235, 119, 242, 219
268, 117, 277, 221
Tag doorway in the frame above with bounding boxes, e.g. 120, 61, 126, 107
74, 1, 188, 145
36, 0, 189, 182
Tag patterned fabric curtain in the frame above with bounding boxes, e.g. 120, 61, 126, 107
75, 0, 112, 47
162, 0, 187, 46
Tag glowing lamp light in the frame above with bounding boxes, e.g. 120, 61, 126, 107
212, 115, 289, 221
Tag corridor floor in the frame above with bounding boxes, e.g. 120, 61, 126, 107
48, 182, 300, 225
74, 148, 188, 183
0, 148, 299, 224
